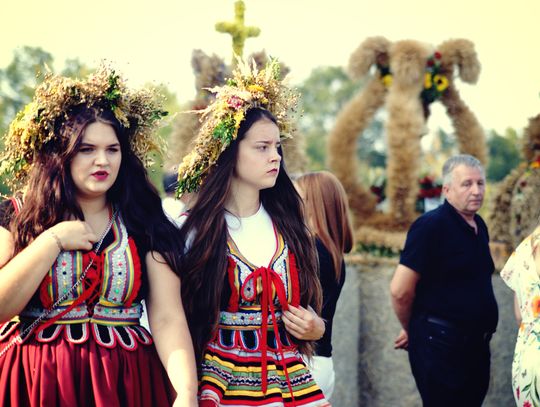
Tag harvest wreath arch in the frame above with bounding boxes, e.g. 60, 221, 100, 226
328, 36, 487, 233
489, 113, 540, 257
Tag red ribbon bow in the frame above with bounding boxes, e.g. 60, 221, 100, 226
241, 266, 294, 397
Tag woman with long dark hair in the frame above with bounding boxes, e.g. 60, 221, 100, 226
295, 171, 354, 399
0, 68, 197, 406
176, 59, 330, 406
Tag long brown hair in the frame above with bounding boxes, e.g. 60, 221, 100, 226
10, 105, 184, 274
296, 171, 354, 280
179, 108, 321, 360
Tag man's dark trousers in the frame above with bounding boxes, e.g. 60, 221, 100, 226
408, 314, 492, 407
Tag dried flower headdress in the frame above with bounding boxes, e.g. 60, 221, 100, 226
176, 57, 299, 194
0, 65, 167, 190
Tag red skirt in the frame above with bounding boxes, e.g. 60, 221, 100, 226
0, 324, 174, 407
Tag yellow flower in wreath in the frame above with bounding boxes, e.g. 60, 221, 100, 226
433, 74, 449, 92
233, 110, 245, 129
424, 72, 432, 89
247, 84, 265, 93
381, 74, 393, 87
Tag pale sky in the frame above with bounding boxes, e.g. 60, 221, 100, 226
2, 0, 540, 135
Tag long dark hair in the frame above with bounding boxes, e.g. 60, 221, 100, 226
11, 105, 183, 273
179, 108, 321, 360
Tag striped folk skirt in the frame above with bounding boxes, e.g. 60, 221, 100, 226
199, 325, 331, 406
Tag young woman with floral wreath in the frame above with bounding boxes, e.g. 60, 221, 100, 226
176, 59, 331, 406
0, 68, 198, 406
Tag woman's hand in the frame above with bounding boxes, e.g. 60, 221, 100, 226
48, 221, 97, 252
282, 305, 325, 341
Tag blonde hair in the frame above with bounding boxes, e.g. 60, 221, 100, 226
296, 171, 354, 280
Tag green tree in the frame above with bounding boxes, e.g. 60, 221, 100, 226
0, 47, 54, 135
0, 48, 93, 195
297, 66, 385, 170
0, 47, 54, 195
487, 128, 522, 182
145, 84, 181, 193
61, 58, 93, 78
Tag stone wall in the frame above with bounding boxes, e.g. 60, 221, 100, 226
329, 260, 516, 407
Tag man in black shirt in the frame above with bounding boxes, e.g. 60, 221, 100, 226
390, 154, 498, 407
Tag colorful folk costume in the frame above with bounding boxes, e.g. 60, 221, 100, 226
0, 200, 173, 406
176, 58, 330, 406
0, 68, 172, 407
198, 208, 329, 406
501, 229, 540, 406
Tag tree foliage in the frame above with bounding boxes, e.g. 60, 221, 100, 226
0, 47, 54, 136
297, 66, 385, 170
0, 47, 56, 196
487, 128, 522, 182
144, 83, 180, 192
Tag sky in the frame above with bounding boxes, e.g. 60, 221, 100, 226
2, 0, 540, 136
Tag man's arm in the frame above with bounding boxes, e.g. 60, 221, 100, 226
390, 264, 420, 349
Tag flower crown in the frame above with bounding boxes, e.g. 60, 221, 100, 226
0, 65, 167, 190
176, 57, 299, 194
377, 51, 449, 105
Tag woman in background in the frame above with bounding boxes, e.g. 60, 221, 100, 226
295, 170, 354, 399
501, 227, 540, 406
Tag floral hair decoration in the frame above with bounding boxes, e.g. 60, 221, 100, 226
0, 65, 168, 190
377, 51, 449, 105
176, 57, 299, 195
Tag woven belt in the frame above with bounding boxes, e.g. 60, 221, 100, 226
218, 309, 282, 328
20, 303, 142, 326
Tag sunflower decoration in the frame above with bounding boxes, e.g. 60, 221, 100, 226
377, 51, 449, 105
0, 65, 168, 190
176, 56, 299, 195
420, 52, 449, 105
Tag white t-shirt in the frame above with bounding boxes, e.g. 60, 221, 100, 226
162, 196, 185, 222
175, 205, 277, 266
225, 205, 276, 267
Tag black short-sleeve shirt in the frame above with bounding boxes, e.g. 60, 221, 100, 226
314, 238, 346, 357
400, 200, 498, 333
